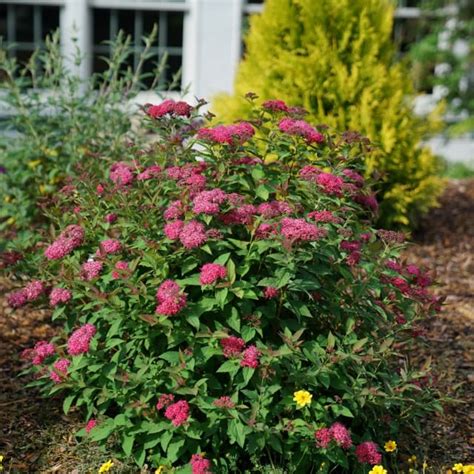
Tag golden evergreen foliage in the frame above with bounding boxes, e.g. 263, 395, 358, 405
214, 0, 444, 228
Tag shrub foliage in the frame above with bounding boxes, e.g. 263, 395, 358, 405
9, 100, 441, 473
214, 0, 445, 229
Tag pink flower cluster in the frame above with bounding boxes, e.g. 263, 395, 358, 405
155, 279, 187, 316
315, 173, 344, 196
279, 118, 324, 143
190, 454, 212, 474
257, 200, 292, 218
220, 337, 260, 368
280, 218, 326, 242
8, 280, 46, 308
164, 220, 208, 249
81, 260, 103, 281
147, 99, 192, 118
85, 419, 97, 433
263, 286, 279, 299
164, 200, 186, 220
307, 210, 341, 224
112, 261, 129, 280
315, 422, 352, 449
137, 165, 162, 181
44, 224, 85, 260
156, 393, 175, 411
199, 263, 227, 285
22, 341, 55, 365
109, 162, 135, 186
49, 358, 70, 383
262, 99, 289, 112
97, 239, 122, 256
342, 168, 365, 187
355, 441, 382, 465
354, 193, 379, 212
213, 396, 235, 409
67, 323, 96, 356
340, 240, 362, 266
164, 400, 190, 426
49, 287, 72, 306
193, 189, 227, 215
105, 213, 117, 224
220, 204, 257, 225
197, 122, 255, 145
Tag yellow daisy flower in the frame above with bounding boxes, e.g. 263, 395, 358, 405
384, 440, 397, 452
369, 466, 387, 474
98, 460, 114, 473
453, 464, 464, 473
293, 389, 312, 408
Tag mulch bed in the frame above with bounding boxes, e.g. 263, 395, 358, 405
0, 179, 473, 472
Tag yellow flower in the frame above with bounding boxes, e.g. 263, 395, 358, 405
384, 440, 397, 452
369, 466, 387, 474
453, 464, 464, 473
28, 159, 42, 169
408, 455, 417, 464
155, 466, 166, 474
98, 460, 114, 473
463, 465, 474, 474
293, 389, 312, 408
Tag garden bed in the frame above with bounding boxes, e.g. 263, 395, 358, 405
1, 179, 473, 473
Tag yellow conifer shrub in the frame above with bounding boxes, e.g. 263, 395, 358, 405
214, 0, 444, 228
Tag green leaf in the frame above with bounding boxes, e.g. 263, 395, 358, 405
167, 438, 185, 463
227, 306, 241, 333
228, 419, 247, 448
227, 258, 236, 284
122, 433, 134, 457
217, 360, 240, 374
327, 332, 336, 350
63, 394, 75, 414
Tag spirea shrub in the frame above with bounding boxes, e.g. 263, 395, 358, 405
13, 100, 442, 473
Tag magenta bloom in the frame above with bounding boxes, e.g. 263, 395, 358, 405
44, 225, 85, 260
257, 201, 292, 218
220, 336, 245, 358
67, 323, 96, 356
81, 261, 103, 281
329, 422, 352, 449
155, 280, 187, 316
31, 341, 56, 365
199, 263, 227, 285
156, 393, 175, 411
164, 200, 185, 220
49, 358, 70, 383
240, 345, 260, 368
190, 454, 212, 474
98, 239, 122, 255
213, 396, 235, 409
147, 99, 192, 118
263, 286, 279, 299
255, 223, 277, 239
24, 280, 45, 301
280, 218, 325, 242
137, 165, 162, 181
197, 122, 255, 145
193, 189, 227, 215
220, 205, 257, 225
279, 118, 324, 143
164, 220, 185, 240
7, 289, 28, 308
342, 168, 365, 187
49, 287, 72, 306
179, 221, 207, 249
355, 441, 382, 465
105, 213, 118, 224
316, 173, 344, 196
355, 193, 379, 212
85, 418, 97, 433
109, 162, 135, 186
315, 427, 332, 448
307, 210, 341, 224
164, 400, 190, 427
112, 261, 129, 280
262, 99, 289, 112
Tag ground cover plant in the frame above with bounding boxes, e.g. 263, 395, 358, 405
6, 99, 443, 473
0, 28, 167, 244
214, 0, 445, 229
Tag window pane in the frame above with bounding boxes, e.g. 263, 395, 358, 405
167, 12, 183, 47
143, 12, 161, 38
118, 9, 135, 38
42, 6, 60, 38
15, 5, 34, 43
93, 9, 110, 44
0, 5, 7, 39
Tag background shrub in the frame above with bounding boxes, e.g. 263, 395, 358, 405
213, 0, 445, 229
11, 100, 441, 473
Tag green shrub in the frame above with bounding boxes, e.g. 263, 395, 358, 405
214, 0, 445, 229
10, 100, 441, 473
0, 28, 167, 244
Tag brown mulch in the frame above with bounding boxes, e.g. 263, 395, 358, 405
401, 179, 474, 468
0, 180, 473, 472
